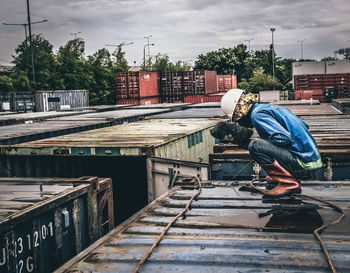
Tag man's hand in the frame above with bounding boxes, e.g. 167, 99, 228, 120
210, 121, 253, 149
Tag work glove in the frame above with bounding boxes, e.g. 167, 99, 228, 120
210, 121, 253, 149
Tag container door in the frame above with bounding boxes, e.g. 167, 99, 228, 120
146, 157, 210, 202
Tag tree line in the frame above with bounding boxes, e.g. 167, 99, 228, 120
0, 34, 339, 104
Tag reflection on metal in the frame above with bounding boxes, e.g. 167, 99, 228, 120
54, 181, 350, 273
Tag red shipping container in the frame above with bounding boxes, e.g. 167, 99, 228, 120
216, 75, 237, 92
116, 96, 160, 105
294, 89, 325, 102
184, 93, 225, 103
116, 72, 159, 99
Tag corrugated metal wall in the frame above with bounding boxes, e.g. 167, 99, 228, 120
35, 90, 89, 112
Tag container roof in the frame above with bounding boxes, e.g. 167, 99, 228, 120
13, 118, 220, 148
55, 180, 350, 272
0, 177, 107, 233
48, 108, 172, 121
147, 108, 225, 119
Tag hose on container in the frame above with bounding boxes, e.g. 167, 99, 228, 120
133, 176, 202, 273
249, 178, 345, 273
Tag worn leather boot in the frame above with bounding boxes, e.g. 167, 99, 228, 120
260, 160, 301, 197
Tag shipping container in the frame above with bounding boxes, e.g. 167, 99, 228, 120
216, 74, 237, 92
0, 176, 113, 273
54, 180, 350, 273
116, 97, 160, 105
259, 90, 280, 102
0, 105, 168, 145
116, 72, 159, 99
332, 98, 350, 114
326, 60, 350, 74
0, 110, 94, 126
294, 89, 325, 102
0, 92, 35, 112
35, 90, 89, 112
292, 61, 326, 76
147, 107, 225, 119
0, 118, 221, 224
183, 93, 225, 104
125, 103, 192, 111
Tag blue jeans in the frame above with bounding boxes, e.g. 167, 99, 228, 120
248, 139, 317, 180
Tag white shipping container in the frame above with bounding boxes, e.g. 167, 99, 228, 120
292, 61, 325, 76
326, 60, 350, 74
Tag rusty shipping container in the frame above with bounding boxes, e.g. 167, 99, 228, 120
54, 180, 350, 273
183, 93, 225, 104
216, 75, 237, 92
0, 118, 221, 224
116, 72, 159, 99
116, 97, 160, 105
0, 176, 114, 273
35, 90, 89, 112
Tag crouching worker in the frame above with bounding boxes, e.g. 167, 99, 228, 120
211, 89, 322, 197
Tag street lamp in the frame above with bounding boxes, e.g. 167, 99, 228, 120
244, 38, 254, 51
297, 39, 306, 60
3, 19, 48, 43
70, 32, 81, 39
270, 28, 275, 90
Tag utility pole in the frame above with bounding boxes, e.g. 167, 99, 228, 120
244, 38, 254, 51
143, 43, 154, 70
144, 35, 153, 69
297, 39, 306, 60
70, 31, 81, 39
3, 19, 47, 43
270, 28, 275, 90
26, 0, 36, 91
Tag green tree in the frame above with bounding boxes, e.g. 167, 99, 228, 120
87, 48, 122, 105
0, 75, 14, 92
238, 68, 283, 93
194, 44, 250, 81
150, 54, 191, 72
11, 34, 62, 91
57, 38, 91, 90
112, 45, 129, 72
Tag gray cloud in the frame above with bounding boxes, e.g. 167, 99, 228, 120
0, 0, 350, 66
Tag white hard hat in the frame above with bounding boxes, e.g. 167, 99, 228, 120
221, 89, 245, 120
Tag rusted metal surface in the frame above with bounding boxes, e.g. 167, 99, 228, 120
284, 103, 342, 116
125, 103, 193, 110
0, 119, 112, 145
146, 108, 225, 119
0, 176, 114, 273
0, 110, 95, 126
54, 181, 350, 273
3, 119, 219, 161
332, 98, 350, 114
48, 108, 172, 122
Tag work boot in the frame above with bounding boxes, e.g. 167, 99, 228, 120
260, 160, 301, 197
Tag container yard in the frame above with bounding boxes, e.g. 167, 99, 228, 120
0, 176, 114, 273
0, 118, 222, 225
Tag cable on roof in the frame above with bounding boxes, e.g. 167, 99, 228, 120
133, 176, 202, 273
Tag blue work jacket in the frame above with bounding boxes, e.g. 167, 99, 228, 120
250, 103, 320, 163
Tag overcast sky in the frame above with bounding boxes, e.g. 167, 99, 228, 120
1, 0, 350, 66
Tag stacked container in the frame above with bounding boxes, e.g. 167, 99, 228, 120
216, 75, 237, 92
160, 70, 218, 103
116, 72, 160, 105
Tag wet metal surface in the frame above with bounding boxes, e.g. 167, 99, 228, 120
55, 181, 350, 273
284, 103, 342, 116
